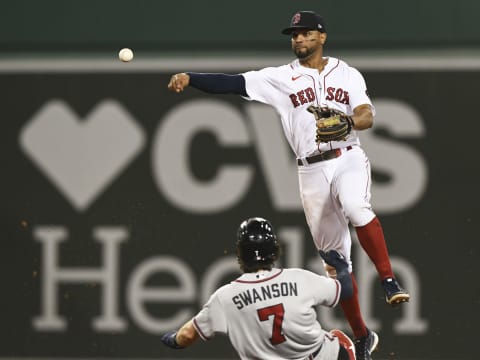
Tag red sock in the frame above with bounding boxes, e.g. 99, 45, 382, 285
355, 217, 394, 280
340, 274, 368, 339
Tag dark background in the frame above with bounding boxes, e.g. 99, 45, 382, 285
1, 0, 480, 53
1, 1, 479, 359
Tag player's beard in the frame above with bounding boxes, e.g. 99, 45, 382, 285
293, 46, 316, 60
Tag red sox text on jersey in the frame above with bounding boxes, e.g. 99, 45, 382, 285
289, 87, 350, 108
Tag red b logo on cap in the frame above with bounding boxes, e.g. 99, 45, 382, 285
292, 13, 301, 25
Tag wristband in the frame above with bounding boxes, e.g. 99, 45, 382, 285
161, 331, 184, 349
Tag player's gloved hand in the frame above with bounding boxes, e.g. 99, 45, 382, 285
161, 331, 184, 349
307, 105, 354, 143
319, 250, 353, 299
318, 250, 348, 272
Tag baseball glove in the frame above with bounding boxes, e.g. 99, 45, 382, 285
307, 105, 354, 143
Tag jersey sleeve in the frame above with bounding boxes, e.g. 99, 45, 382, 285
192, 289, 228, 341
306, 270, 341, 308
241, 67, 282, 105
348, 67, 376, 115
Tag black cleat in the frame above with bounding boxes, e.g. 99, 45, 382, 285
354, 328, 379, 360
382, 277, 410, 305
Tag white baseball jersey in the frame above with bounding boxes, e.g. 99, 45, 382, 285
193, 268, 342, 360
240, 57, 377, 261
242, 57, 375, 159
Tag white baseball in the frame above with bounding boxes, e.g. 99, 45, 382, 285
118, 48, 134, 62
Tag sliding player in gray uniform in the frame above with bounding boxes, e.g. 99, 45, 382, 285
161, 217, 357, 359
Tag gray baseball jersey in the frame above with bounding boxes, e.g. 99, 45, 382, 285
193, 268, 341, 360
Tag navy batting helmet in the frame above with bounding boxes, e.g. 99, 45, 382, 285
236, 217, 279, 272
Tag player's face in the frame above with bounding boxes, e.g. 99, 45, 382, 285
290, 30, 324, 59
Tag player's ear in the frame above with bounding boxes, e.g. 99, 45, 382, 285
320, 32, 327, 44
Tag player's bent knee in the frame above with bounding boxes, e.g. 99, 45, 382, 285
331, 329, 355, 360
344, 204, 375, 227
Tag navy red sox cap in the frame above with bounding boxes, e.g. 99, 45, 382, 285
281, 11, 326, 35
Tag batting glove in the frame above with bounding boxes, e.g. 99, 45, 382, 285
161, 331, 184, 349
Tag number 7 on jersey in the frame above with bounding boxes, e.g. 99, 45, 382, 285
257, 303, 287, 345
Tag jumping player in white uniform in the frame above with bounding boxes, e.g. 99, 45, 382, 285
167, 10, 409, 360
161, 217, 357, 360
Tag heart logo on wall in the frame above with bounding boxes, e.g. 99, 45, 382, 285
19, 99, 146, 211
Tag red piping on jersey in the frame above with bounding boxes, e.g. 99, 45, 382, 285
290, 63, 304, 82
364, 156, 371, 202
303, 73, 321, 106
322, 58, 340, 91
290, 61, 320, 105
193, 317, 211, 341
234, 268, 284, 283
328, 280, 341, 307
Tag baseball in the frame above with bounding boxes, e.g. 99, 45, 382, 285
118, 48, 134, 62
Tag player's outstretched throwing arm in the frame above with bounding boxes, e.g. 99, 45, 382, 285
168, 72, 248, 96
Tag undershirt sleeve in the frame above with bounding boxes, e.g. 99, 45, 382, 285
187, 72, 247, 96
